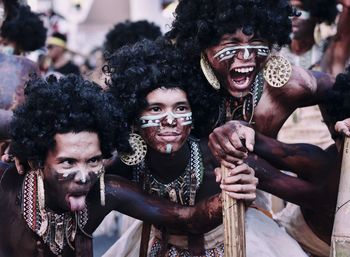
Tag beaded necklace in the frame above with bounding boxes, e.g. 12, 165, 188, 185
133, 137, 204, 206
216, 72, 264, 125
21, 170, 90, 255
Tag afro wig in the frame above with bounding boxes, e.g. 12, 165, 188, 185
1, 0, 20, 21
1, 5, 47, 52
166, 0, 297, 58
10, 74, 130, 164
302, 0, 338, 24
103, 20, 162, 54
324, 65, 350, 126
104, 38, 221, 137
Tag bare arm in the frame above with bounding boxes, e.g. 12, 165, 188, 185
321, 1, 350, 76
245, 154, 325, 208
254, 131, 333, 181
102, 175, 222, 234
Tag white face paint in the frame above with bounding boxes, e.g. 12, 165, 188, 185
138, 88, 192, 154
44, 132, 104, 212
166, 144, 173, 154
295, 8, 311, 20
139, 111, 192, 128
58, 166, 104, 183
214, 45, 270, 62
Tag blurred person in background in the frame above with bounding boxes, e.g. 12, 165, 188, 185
276, 0, 342, 213
85, 20, 162, 88
0, 1, 44, 110
45, 32, 80, 76
103, 20, 162, 54
0, 0, 42, 160
278, 0, 350, 173
0, 5, 46, 56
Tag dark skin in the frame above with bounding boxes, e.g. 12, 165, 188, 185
216, 129, 340, 245
252, 132, 339, 244
0, 164, 222, 257
107, 88, 257, 213
205, 29, 335, 164
320, 0, 350, 76
289, 0, 317, 56
110, 138, 228, 206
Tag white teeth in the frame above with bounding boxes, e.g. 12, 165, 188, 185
234, 67, 254, 73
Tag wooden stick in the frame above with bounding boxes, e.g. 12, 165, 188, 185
331, 137, 350, 257
222, 164, 246, 257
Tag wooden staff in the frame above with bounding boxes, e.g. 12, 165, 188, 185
222, 164, 246, 257
331, 137, 350, 256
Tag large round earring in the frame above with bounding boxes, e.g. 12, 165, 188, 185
200, 53, 221, 90
263, 55, 292, 88
120, 133, 147, 166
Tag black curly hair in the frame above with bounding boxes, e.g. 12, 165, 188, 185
166, 0, 297, 58
103, 20, 162, 54
1, 5, 47, 52
104, 38, 221, 138
1, 0, 20, 21
302, 0, 338, 24
324, 65, 350, 126
9, 74, 130, 165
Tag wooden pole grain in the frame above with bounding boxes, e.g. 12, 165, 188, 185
331, 137, 350, 257
222, 165, 246, 257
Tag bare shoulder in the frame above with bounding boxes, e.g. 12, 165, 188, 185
264, 65, 316, 105
267, 65, 334, 107
287, 65, 317, 96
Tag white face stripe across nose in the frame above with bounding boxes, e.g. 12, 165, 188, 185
58, 165, 103, 182
139, 111, 192, 128
214, 45, 270, 62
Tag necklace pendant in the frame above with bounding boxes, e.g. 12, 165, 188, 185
169, 188, 178, 203
54, 215, 65, 251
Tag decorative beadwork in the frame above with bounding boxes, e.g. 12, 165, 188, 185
149, 238, 224, 257
22, 171, 90, 255
217, 72, 264, 125
120, 133, 147, 166
132, 137, 204, 206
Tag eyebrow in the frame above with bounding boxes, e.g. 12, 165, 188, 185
221, 36, 264, 43
146, 101, 190, 106
56, 154, 103, 162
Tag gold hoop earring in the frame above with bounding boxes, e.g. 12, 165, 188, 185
263, 55, 292, 88
200, 53, 220, 90
120, 133, 147, 166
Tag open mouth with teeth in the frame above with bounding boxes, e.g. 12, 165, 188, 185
229, 66, 256, 93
